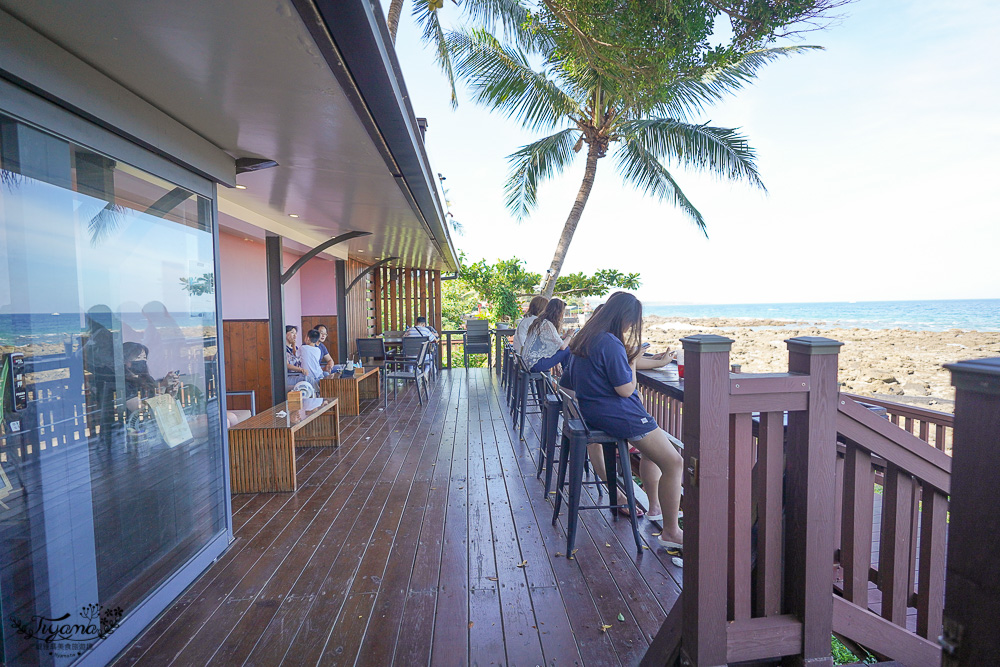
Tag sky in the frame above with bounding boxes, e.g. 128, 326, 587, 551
387, 0, 1000, 305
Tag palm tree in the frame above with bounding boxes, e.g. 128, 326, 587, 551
386, 0, 536, 108
448, 28, 818, 297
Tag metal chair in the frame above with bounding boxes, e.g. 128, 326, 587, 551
356, 338, 389, 367
551, 385, 643, 556
383, 340, 431, 407
463, 320, 492, 369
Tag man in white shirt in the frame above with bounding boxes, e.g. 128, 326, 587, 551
300, 328, 326, 383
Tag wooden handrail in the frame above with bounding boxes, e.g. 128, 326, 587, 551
843, 392, 953, 452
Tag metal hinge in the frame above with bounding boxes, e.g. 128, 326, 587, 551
939, 616, 963, 666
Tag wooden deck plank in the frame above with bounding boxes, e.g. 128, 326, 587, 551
115, 369, 714, 667
430, 377, 471, 665
164, 393, 422, 665
393, 377, 460, 666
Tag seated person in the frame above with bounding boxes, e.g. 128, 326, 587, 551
404, 316, 438, 370
285, 325, 306, 390
403, 316, 438, 341
122, 341, 180, 412
513, 296, 548, 353
522, 298, 571, 373
566, 291, 682, 547
315, 324, 336, 372
300, 329, 327, 383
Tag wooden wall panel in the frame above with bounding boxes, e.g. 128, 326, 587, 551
372, 265, 442, 336
301, 315, 338, 356
223, 319, 273, 410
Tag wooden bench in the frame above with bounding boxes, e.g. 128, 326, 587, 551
227, 397, 340, 493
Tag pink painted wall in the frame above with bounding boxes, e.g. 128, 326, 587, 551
300, 257, 338, 316
218, 232, 268, 319
218, 232, 321, 341
282, 250, 302, 339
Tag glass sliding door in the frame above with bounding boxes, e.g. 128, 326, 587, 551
0, 112, 227, 666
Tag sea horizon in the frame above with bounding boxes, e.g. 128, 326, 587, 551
641, 297, 1000, 333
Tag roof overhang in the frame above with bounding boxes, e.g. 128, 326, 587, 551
0, 0, 458, 270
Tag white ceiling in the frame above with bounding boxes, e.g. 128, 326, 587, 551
2, 0, 453, 268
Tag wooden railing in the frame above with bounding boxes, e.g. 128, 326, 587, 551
639, 336, 949, 666
832, 396, 950, 666
844, 393, 954, 452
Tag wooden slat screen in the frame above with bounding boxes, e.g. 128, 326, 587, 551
345, 259, 376, 359
222, 319, 273, 410
372, 265, 442, 335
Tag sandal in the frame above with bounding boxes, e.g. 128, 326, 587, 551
616, 505, 645, 518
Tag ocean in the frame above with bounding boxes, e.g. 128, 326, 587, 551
643, 299, 1000, 332
0, 312, 215, 346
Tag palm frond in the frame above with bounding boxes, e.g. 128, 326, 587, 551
619, 118, 765, 190
660, 46, 823, 119
460, 0, 554, 54
412, 0, 459, 108
504, 128, 579, 219
88, 202, 130, 246
615, 139, 707, 236
446, 28, 580, 131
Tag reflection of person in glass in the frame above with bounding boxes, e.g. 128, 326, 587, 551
81, 305, 117, 446
141, 301, 186, 379
123, 342, 179, 412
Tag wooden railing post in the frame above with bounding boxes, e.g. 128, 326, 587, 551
785, 336, 842, 667
679, 334, 733, 667
940, 358, 1000, 666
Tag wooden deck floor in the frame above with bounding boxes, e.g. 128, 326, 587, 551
114, 368, 682, 667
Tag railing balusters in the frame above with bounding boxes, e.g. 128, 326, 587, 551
842, 442, 875, 605
880, 463, 914, 626
728, 412, 753, 621
756, 411, 784, 617
916, 486, 947, 639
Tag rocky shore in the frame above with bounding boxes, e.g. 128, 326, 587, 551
643, 316, 1000, 413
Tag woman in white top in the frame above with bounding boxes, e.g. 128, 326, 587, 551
513, 295, 548, 353
522, 298, 571, 373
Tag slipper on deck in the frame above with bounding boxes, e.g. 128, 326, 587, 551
616, 505, 644, 518
656, 535, 683, 550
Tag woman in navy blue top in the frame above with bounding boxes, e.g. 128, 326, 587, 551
565, 292, 683, 549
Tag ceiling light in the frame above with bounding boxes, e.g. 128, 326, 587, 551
358, 249, 364, 252
235, 184, 247, 190
289, 214, 299, 218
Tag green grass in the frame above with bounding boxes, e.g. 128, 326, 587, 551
832, 635, 876, 664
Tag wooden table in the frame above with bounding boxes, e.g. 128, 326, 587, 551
228, 398, 340, 493
319, 366, 380, 415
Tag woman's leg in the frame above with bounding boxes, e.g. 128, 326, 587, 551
639, 456, 661, 516
630, 428, 683, 543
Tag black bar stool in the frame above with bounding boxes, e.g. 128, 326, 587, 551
551, 386, 642, 556
512, 354, 544, 437
536, 376, 601, 499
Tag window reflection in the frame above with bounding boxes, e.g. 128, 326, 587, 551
0, 114, 225, 665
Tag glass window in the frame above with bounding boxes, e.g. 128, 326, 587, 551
0, 113, 226, 665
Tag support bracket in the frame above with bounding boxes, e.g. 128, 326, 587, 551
346, 256, 398, 294
280, 231, 371, 284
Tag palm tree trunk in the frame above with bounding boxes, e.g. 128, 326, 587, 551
540, 143, 601, 298
387, 0, 404, 42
